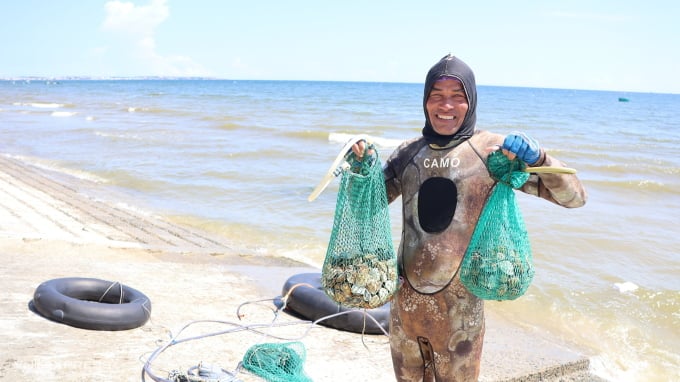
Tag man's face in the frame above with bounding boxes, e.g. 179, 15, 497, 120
425, 78, 469, 136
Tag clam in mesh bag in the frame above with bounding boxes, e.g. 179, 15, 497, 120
321, 147, 398, 309
460, 150, 535, 301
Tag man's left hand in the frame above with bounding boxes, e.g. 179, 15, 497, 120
501, 132, 541, 165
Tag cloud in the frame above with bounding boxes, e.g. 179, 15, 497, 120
102, 0, 168, 36
101, 0, 208, 76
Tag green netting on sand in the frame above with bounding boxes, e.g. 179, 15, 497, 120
242, 342, 312, 382
321, 148, 398, 309
460, 150, 535, 301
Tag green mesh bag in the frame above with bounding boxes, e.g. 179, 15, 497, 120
321, 147, 398, 309
242, 342, 312, 382
460, 150, 535, 301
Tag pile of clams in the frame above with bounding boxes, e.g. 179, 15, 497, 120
322, 253, 398, 309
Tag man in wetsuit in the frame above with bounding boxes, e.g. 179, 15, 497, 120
353, 54, 587, 381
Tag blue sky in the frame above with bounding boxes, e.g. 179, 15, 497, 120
1, 0, 678, 93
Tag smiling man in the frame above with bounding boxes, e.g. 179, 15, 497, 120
352, 54, 587, 381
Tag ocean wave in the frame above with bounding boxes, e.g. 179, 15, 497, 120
51, 111, 77, 117
123, 106, 192, 117
588, 310, 680, 382
283, 130, 331, 141
4, 154, 108, 184
328, 132, 404, 149
215, 121, 246, 131
98, 169, 170, 193
13, 102, 64, 109
490, 280, 680, 382
589, 352, 651, 382
586, 178, 674, 193
602, 157, 679, 171
614, 281, 639, 294
94, 131, 142, 141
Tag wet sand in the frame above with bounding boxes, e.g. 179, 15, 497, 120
0, 154, 603, 381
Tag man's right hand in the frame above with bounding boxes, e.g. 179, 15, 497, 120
351, 139, 369, 159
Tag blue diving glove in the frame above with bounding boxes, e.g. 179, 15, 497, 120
502, 132, 542, 165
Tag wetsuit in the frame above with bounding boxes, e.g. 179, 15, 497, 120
383, 55, 587, 381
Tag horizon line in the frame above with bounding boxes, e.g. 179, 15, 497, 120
0, 76, 672, 95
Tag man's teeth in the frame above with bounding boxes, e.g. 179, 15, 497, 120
438, 114, 454, 120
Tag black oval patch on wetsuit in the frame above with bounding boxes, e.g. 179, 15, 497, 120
418, 177, 457, 233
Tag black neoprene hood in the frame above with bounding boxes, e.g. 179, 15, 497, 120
421, 54, 478, 146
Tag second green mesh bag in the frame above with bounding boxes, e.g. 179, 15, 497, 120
322, 148, 398, 309
460, 150, 535, 301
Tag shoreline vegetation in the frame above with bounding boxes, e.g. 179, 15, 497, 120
0, 154, 604, 381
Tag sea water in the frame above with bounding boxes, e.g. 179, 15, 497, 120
1, 79, 678, 381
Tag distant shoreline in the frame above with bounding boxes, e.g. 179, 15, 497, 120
1, 77, 669, 95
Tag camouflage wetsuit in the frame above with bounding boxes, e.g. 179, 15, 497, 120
382, 56, 587, 381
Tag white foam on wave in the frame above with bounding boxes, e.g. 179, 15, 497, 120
328, 132, 404, 149
614, 281, 639, 294
126, 106, 150, 113
94, 131, 141, 140
51, 111, 77, 117
589, 353, 647, 382
33, 102, 64, 108
13, 102, 64, 109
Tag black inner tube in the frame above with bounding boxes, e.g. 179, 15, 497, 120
32, 277, 152, 331
281, 273, 389, 334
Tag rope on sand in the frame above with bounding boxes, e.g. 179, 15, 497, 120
140, 282, 389, 382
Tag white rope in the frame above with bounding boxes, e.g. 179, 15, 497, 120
141, 287, 389, 382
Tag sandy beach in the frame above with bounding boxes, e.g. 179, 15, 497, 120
0, 154, 604, 382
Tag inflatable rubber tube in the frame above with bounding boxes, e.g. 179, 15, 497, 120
281, 273, 389, 334
32, 277, 152, 331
